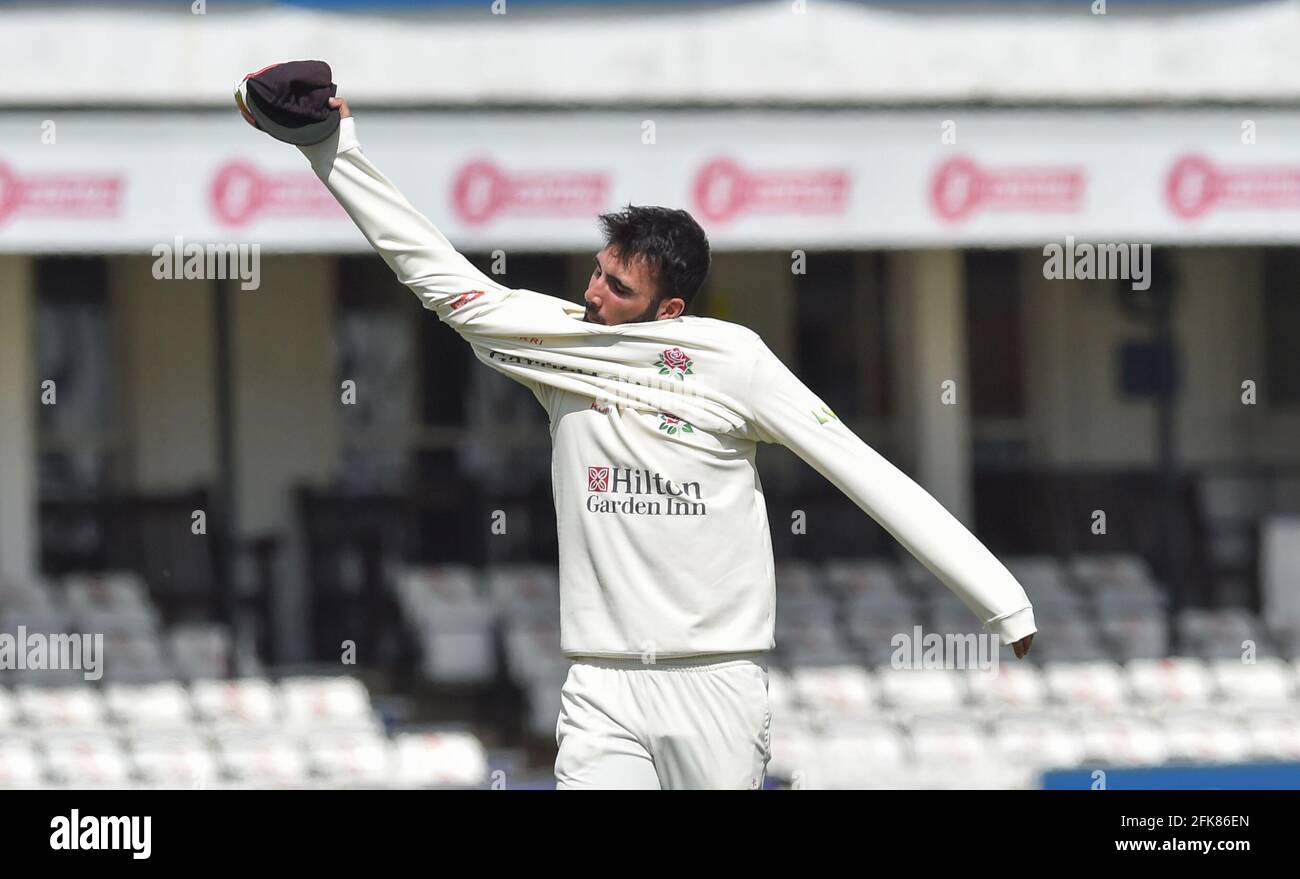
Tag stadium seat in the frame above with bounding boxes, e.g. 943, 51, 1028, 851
823, 559, 906, 599
1159, 708, 1253, 763
43, 731, 133, 787
15, 685, 108, 729
1241, 709, 1300, 761
775, 560, 829, 601
991, 711, 1086, 770
1099, 613, 1169, 662
166, 623, 234, 681
486, 564, 560, 619
503, 617, 566, 684
790, 665, 877, 715
1068, 554, 1155, 590
191, 678, 280, 728
395, 565, 496, 684
390, 730, 490, 788
1125, 657, 1215, 706
214, 730, 311, 787
909, 717, 990, 766
1076, 716, 1168, 766
129, 731, 220, 788
966, 663, 1049, 709
105, 682, 196, 728
1209, 656, 1294, 705
1043, 662, 1130, 712
280, 676, 376, 728
1177, 608, 1272, 659
875, 666, 967, 710
304, 729, 393, 786
0, 733, 43, 788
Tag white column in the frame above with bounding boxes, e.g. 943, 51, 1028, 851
889, 249, 973, 524
0, 256, 37, 581
232, 255, 340, 661
1021, 251, 1075, 466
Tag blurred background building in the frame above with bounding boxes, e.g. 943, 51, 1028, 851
2, 0, 1300, 789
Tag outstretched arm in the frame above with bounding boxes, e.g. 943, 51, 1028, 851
746, 337, 1036, 658
296, 98, 511, 321
295, 98, 583, 344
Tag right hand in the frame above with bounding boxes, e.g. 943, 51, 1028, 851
1012, 633, 1034, 659
329, 96, 352, 119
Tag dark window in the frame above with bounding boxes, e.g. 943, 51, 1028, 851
793, 251, 891, 419
35, 257, 116, 497
965, 250, 1025, 418
1263, 249, 1300, 407
336, 255, 418, 490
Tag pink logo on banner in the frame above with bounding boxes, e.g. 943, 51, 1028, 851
451, 160, 608, 225
1165, 154, 1300, 220
930, 157, 1085, 222
691, 158, 849, 223
210, 161, 343, 226
0, 162, 122, 226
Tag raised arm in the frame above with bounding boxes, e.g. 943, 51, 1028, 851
296, 99, 511, 316
745, 337, 1036, 656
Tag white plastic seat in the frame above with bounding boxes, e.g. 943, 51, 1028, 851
1043, 662, 1130, 712
279, 676, 374, 727
191, 678, 280, 727
1077, 717, 1167, 765
1125, 657, 1214, 706
0, 734, 43, 788
215, 730, 309, 786
43, 732, 132, 786
992, 712, 1086, 769
909, 718, 989, 766
1209, 657, 1294, 705
105, 682, 195, 728
875, 666, 967, 710
15, 685, 108, 729
790, 665, 878, 715
390, 731, 490, 788
167, 624, 233, 680
129, 737, 220, 788
305, 729, 393, 786
486, 564, 560, 619
396, 566, 496, 684
1159, 709, 1252, 763
966, 663, 1049, 709
823, 559, 905, 598
503, 619, 566, 683
1241, 710, 1300, 761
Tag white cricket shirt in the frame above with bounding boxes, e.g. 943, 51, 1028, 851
301, 118, 1036, 659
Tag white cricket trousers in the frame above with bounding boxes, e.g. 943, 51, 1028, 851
554, 651, 772, 790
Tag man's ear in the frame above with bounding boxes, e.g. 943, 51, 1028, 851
658, 297, 686, 319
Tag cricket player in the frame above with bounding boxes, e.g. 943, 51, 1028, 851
282, 96, 1036, 790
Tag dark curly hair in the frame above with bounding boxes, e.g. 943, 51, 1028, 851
597, 205, 711, 312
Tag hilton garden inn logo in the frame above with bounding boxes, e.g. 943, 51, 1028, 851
585, 465, 707, 517
152, 234, 261, 291
1042, 236, 1151, 291
891, 626, 999, 673
0, 626, 103, 681
50, 810, 151, 860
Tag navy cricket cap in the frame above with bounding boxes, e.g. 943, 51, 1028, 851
235, 60, 340, 146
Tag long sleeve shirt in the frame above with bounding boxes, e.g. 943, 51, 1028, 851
300, 117, 1036, 659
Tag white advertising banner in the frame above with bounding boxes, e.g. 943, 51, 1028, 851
3, 109, 1300, 252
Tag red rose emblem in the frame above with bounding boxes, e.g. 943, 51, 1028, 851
662, 348, 689, 371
